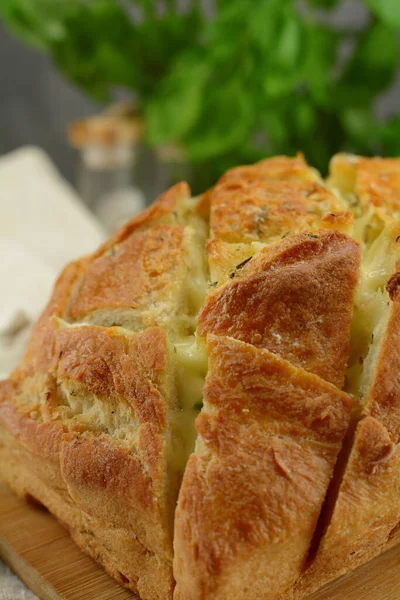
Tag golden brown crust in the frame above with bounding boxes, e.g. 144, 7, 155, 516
0, 180, 207, 599
68, 223, 188, 328
3, 154, 400, 600
386, 266, 400, 301
287, 417, 400, 600
0, 180, 205, 600
0, 322, 179, 596
283, 267, 400, 599
0, 419, 174, 600
59, 183, 204, 334
209, 178, 344, 243
319, 210, 354, 235
96, 181, 191, 255
357, 157, 400, 215
173, 335, 354, 600
217, 154, 320, 184
206, 239, 261, 285
328, 153, 400, 219
199, 230, 360, 387
197, 154, 320, 220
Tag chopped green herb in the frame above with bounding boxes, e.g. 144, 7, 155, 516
106, 246, 117, 257
229, 256, 253, 278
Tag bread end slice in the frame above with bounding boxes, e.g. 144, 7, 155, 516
173, 335, 354, 600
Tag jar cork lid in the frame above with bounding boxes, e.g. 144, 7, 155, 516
68, 103, 144, 149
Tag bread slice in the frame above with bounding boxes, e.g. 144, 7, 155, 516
206, 156, 349, 244
0, 323, 179, 599
283, 159, 400, 599
328, 153, 400, 244
196, 153, 322, 219
199, 230, 360, 387
66, 183, 208, 336
173, 335, 354, 600
0, 183, 210, 600
2, 153, 400, 600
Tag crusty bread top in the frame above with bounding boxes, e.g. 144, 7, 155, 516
329, 153, 400, 216
173, 335, 354, 600
199, 230, 360, 387
209, 179, 346, 243
215, 153, 321, 184
206, 155, 350, 244
69, 224, 190, 327
196, 154, 320, 219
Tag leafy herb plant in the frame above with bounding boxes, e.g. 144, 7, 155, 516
1, 0, 400, 178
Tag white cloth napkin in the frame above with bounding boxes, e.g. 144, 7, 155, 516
0, 146, 106, 379
0, 561, 38, 600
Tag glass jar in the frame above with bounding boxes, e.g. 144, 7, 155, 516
69, 113, 146, 233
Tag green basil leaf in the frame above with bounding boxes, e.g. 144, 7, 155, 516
184, 77, 254, 160
335, 21, 399, 108
340, 107, 377, 148
263, 70, 300, 97
261, 109, 290, 146
377, 116, 400, 155
301, 23, 338, 105
363, 0, 400, 29
145, 55, 209, 144
273, 10, 302, 70
292, 102, 317, 136
246, 0, 289, 54
345, 21, 398, 89
0, 0, 70, 49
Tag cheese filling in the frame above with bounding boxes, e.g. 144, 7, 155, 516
343, 201, 400, 403
169, 337, 208, 471
167, 196, 210, 472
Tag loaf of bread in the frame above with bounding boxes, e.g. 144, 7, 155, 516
1, 153, 400, 600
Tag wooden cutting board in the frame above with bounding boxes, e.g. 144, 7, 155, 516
1, 483, 400, 600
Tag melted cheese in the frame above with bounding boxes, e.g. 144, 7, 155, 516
169, 337, 208, 471
167, 194, 211, 470
352, 209, 385, 248
346, 226, 398, 401
186, 228, 209, 318
172, 197, 209, 337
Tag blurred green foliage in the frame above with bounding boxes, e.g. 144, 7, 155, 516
2, 0, 400, 177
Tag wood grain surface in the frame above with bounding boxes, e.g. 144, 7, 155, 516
1, 483, 400, 600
